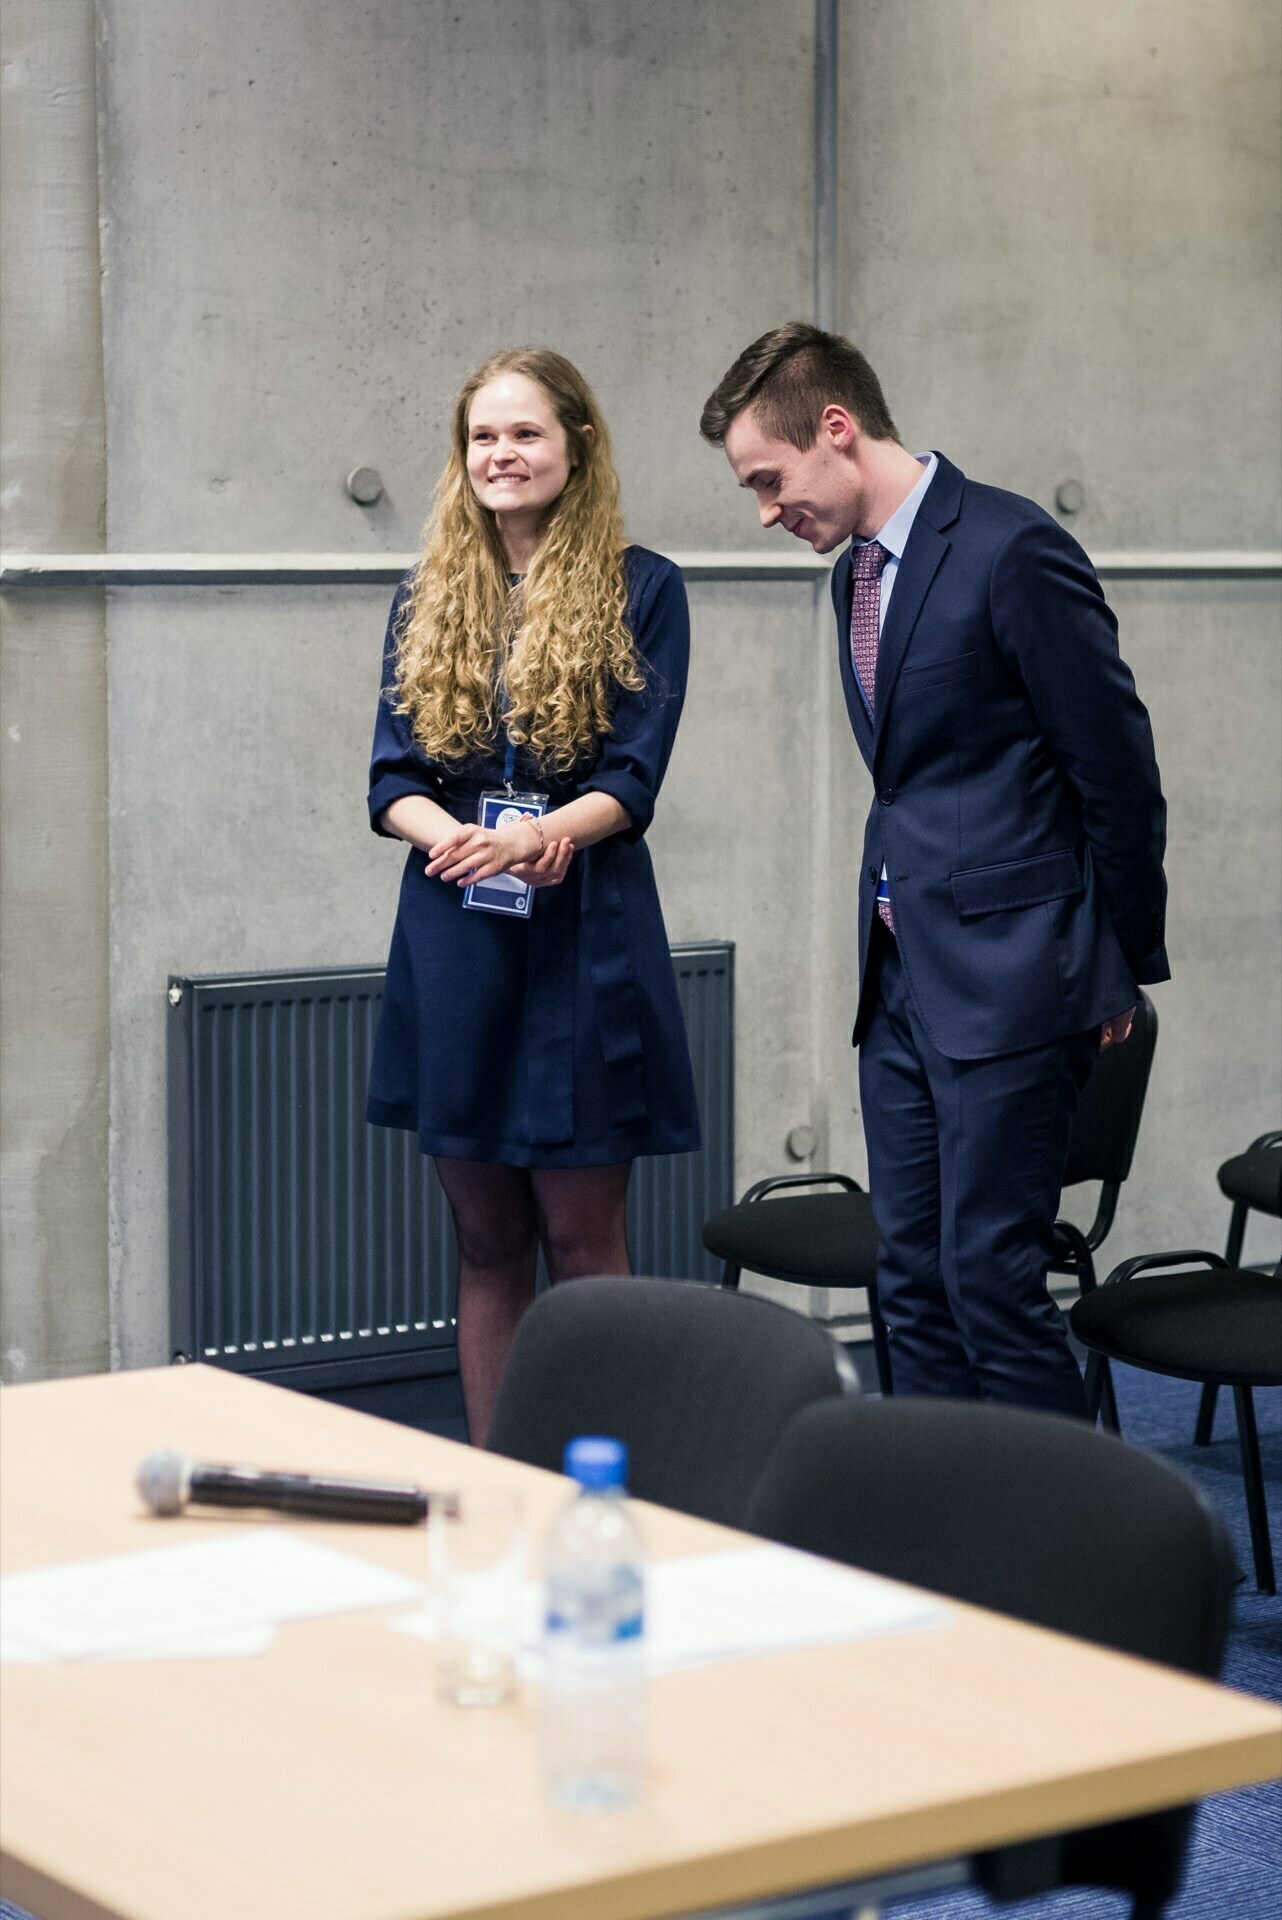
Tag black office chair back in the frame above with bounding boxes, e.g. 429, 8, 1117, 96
1062, 988, 1158, 1189
747, 1397, 1234, 1915
748, 1395, 1230, 1669
487, 1276, 858, 1530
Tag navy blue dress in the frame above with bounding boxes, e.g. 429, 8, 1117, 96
366, 545, 701, 1168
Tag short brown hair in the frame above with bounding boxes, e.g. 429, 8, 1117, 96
700, 321, 898, 450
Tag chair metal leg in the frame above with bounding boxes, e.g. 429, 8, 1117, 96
1232, 1385, 1276, 1594
1193, 1383, 1219, 1446
1084, 1351, 1116, 1429
866, 1282, 894, 1397
1098, 1358, 1122, 1435
1067, 1243, 1119, 1430
720, 1260, 741, 1292
1194, 1199, 1246, 1446
1224, 1198, 1249, 1268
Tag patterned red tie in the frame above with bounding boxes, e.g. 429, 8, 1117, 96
849, 539, 889, 711
849, 540, 895, 930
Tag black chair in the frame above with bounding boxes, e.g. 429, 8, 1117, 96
702, 1172, 893, 1395
747, 1396, 1235, 1919
1050, 987, 1159, 1429
1192, 1131, 1282, 1446
1071, 1246, 1282, 1592
701, 991, 1157, 1409
486, 1275, 858, 1530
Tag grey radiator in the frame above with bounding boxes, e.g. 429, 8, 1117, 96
167, 943, 734, 1388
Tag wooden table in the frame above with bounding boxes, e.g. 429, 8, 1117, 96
1, 1365, 1278, 1920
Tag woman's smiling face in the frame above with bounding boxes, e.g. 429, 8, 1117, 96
465, 371, 575, 527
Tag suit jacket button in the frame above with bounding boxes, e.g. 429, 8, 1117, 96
879, 787, 895, 805
867, 866, 877, 882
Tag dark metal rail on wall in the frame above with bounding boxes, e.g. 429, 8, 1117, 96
167, 945, 734, 1391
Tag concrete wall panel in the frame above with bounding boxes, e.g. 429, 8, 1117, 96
835, 0, 1282, 1302
654, 585, 832, 1210
96, 0, 813, 557
107, 585, 393, 1363
1075, 582, 1282, 1261
97, 1, 819, 1365
0, 0, 109, 1384
841, 0, 1282, 551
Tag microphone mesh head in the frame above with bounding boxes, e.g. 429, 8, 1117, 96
137, 1449, 190, 1517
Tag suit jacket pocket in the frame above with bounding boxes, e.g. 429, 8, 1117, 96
951, 848, 1084, 918
901, 650, 978, 690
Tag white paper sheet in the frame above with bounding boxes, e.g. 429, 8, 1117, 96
391, 1543, 947, 1675
644, 1545, 947, 1668
0, 1528, 424, 1662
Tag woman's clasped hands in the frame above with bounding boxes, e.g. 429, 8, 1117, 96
425, 819, 575, 890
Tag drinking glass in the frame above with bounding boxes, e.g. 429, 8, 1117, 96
429, 1488, 525, 1706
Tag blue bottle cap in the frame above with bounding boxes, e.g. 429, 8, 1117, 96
564, 1436, 627, 1490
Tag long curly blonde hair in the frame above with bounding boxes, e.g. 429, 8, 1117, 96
392, 348, 644, 773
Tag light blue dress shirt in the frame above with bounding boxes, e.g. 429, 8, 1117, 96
852, 450, 939, 645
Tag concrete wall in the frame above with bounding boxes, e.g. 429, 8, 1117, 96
96, 0, 814, 557
1108, 586, 1280, 1263
833, 0, 1282, 1290
0, 0, 110, 1382
96, 0, 820, 1363
2, 0, 1278, 1378
842, 0, 1282, 551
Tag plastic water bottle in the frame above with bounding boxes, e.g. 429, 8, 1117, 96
540, 1435, 647, 1810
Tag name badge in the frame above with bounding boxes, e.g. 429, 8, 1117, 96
462, 789, 549, 919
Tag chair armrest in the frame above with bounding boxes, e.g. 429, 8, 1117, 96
1102, 1249, 1231, 1287
1051, 1218, 1092, 1264
1246, 1129, 1282, 1152
738, 1172, 864, 1204
1051, 1218, 1101, 1292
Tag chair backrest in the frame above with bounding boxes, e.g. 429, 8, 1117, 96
747, 1396, 1231, 1670
1062, 987, 1158, 1189
1218, 1138, 1282, 1218
487, 1275, 857, 1529
747, 1397, 1234, 1910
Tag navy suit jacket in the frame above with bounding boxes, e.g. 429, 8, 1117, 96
834, 454, 1169, 1060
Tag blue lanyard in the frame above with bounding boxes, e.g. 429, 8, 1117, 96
499, 623, 519, 790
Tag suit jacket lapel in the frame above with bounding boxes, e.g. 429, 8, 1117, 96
833, 547, 875, 765
872, 455, 963, 756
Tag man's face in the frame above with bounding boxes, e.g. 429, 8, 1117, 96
722, 408, 862, 553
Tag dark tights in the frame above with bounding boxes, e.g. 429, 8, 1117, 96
433, 1157, 632, 1447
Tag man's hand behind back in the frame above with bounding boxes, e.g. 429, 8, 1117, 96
1099, 1006, 1136, 1050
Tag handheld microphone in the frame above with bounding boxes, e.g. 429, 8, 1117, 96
137, 1450, 457, 1527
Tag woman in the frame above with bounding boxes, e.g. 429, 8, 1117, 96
367, 348, 699, 1444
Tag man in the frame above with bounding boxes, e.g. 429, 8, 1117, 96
700, 323, 1168, 1415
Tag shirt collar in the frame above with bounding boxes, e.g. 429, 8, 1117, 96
853, 451, 938, 563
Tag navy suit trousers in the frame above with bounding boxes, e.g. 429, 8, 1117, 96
859, 922, 1097, 1416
